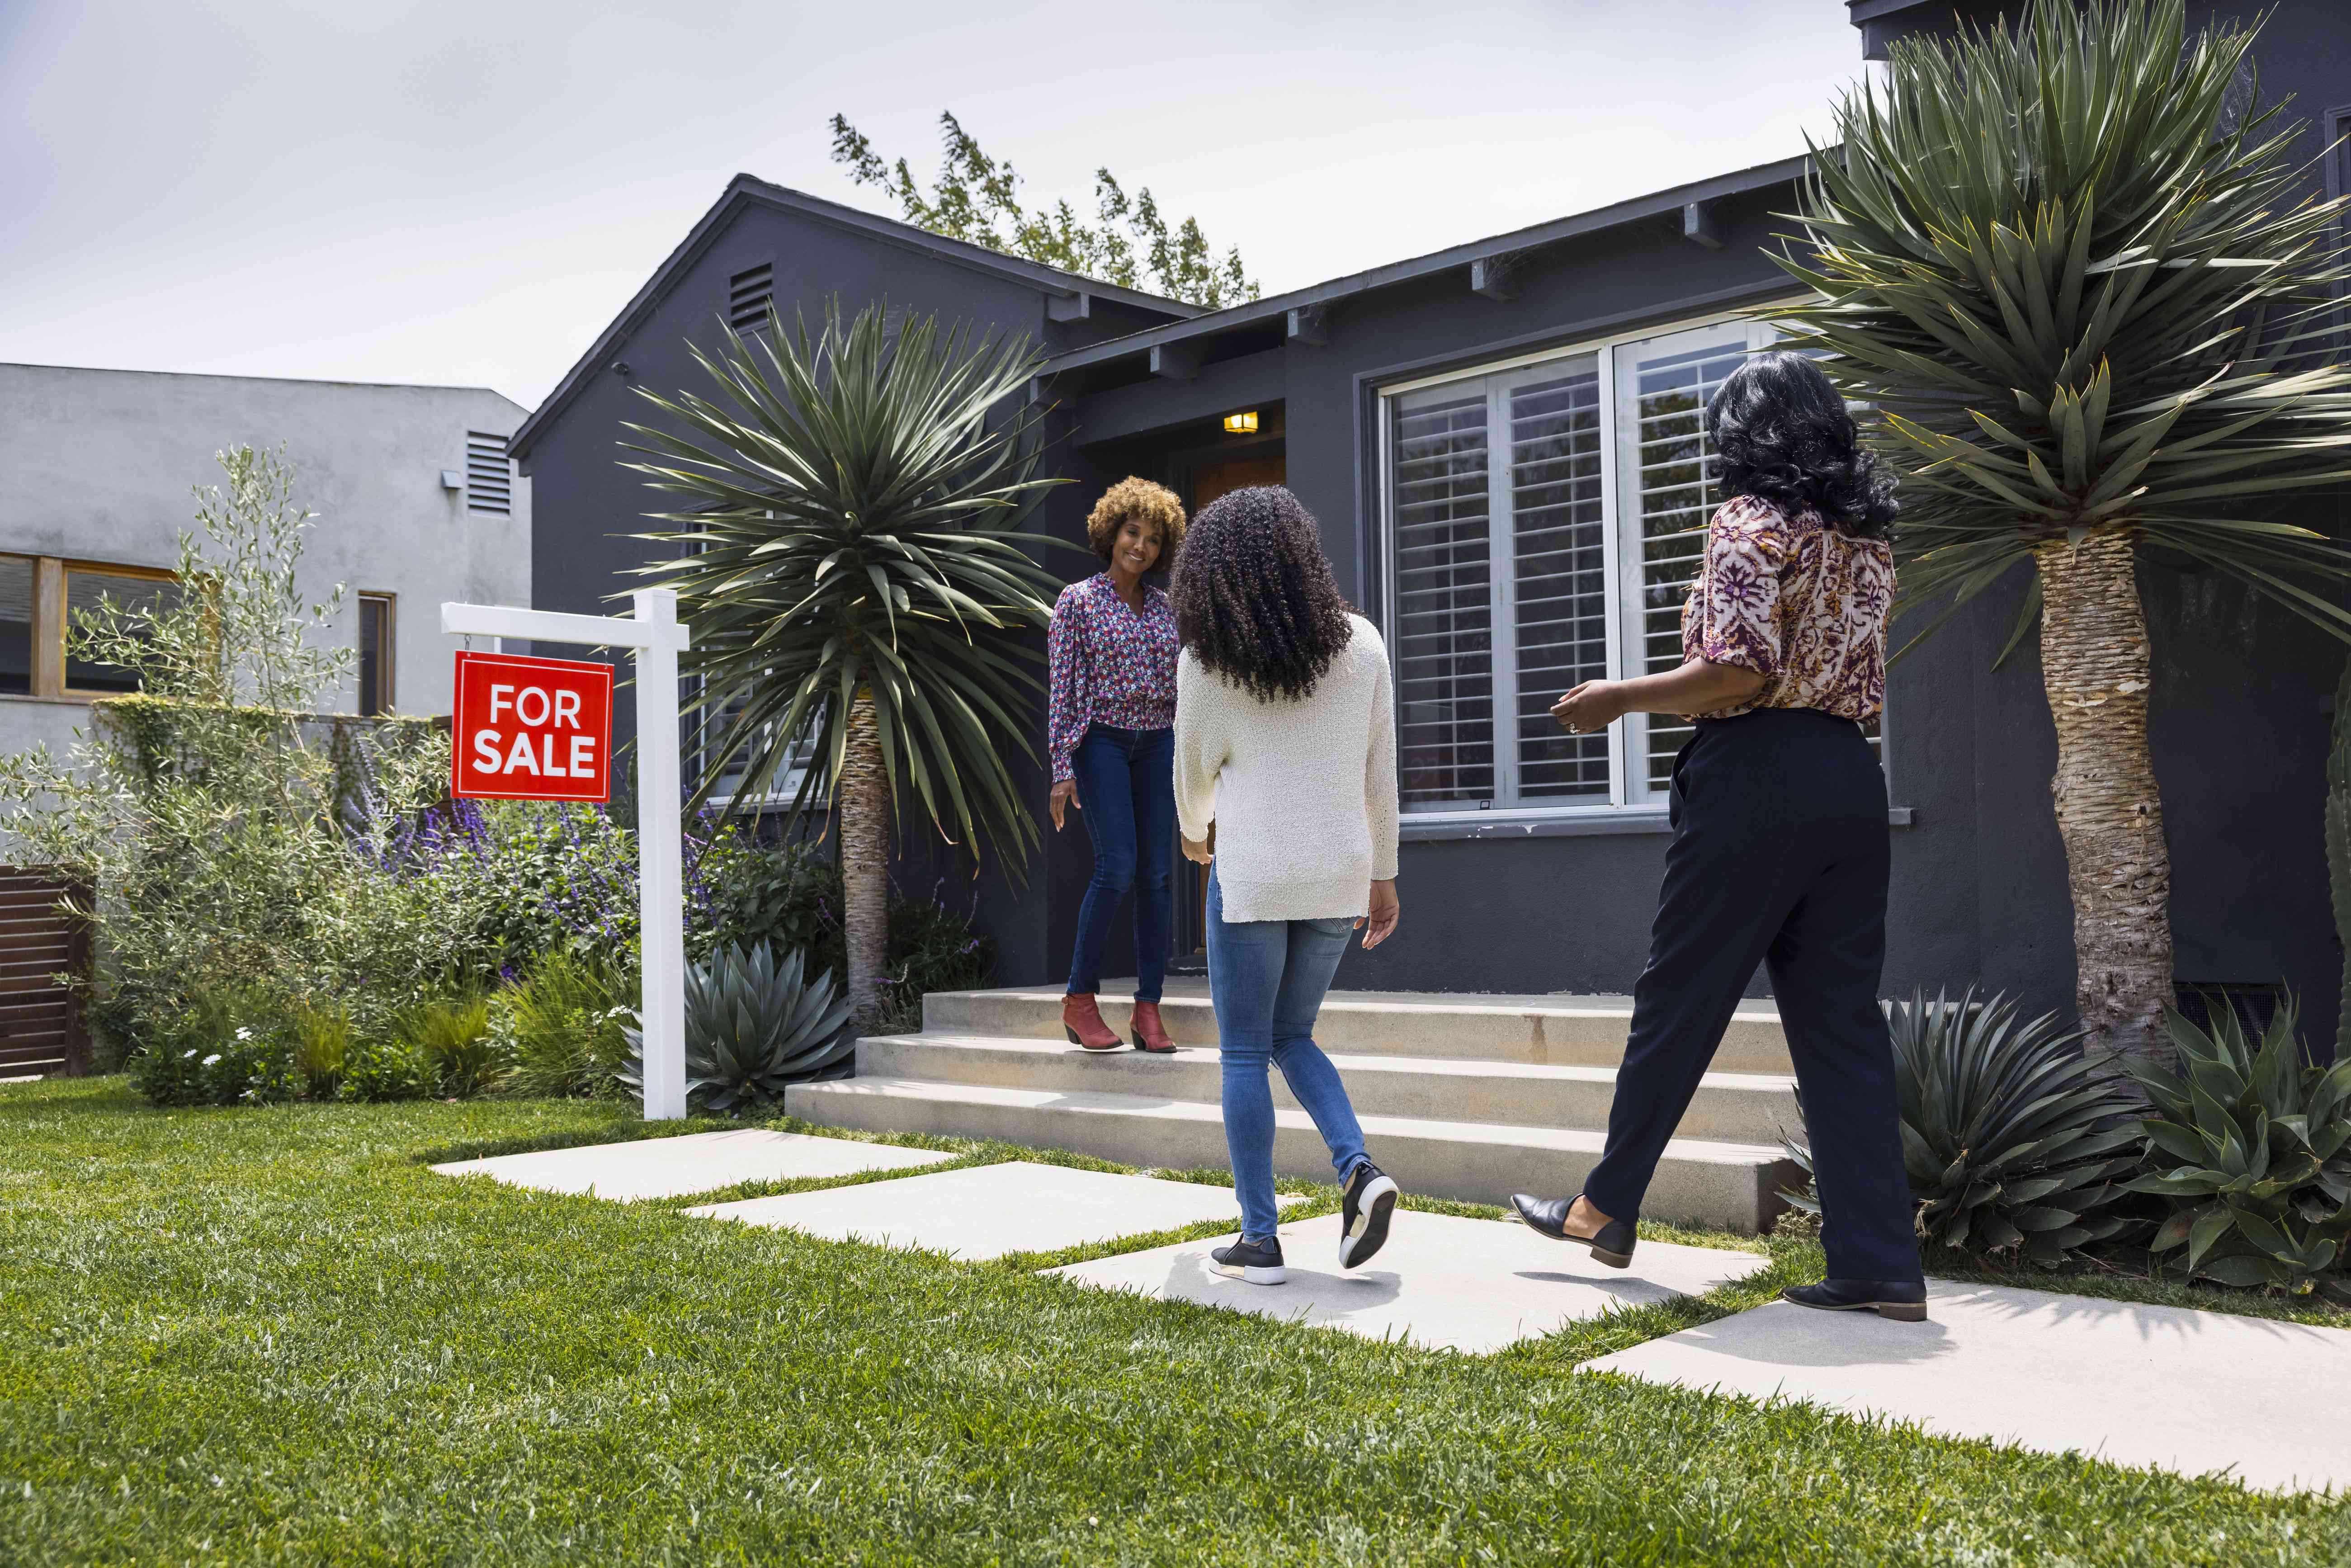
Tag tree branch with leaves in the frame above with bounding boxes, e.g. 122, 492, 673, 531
830, 110, 1259, 309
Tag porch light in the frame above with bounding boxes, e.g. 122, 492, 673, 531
1223, 411, 1259, 435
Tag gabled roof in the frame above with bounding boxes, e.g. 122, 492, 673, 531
1039, 152, 1814, 380
509, 174, 1202, 461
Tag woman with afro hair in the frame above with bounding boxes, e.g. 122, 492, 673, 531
1046, 477, 1187, 1053
1172, 485, 1403, 1284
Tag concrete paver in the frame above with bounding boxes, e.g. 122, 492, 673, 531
1582, 1279, 2351, 1492
1050, 1210, 1768, 1353
688, 1159, 1298, 1260
432, 1128, 951, 1201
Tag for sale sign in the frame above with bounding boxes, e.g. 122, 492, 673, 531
450, 650, 614, 802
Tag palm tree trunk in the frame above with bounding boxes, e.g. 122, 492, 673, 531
2035, 529, 2173, 1063
838, 688, 890, 1029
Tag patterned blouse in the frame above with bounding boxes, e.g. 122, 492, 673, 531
1680, 495, 1894, 722
1046, 572, 1180, 782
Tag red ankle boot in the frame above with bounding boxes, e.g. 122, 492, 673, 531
1129, 1000, 1177, 1053
1062, 992, 1122, 1051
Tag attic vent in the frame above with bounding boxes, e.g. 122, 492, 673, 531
465, 431, 512, 516
728, 262, 774, 332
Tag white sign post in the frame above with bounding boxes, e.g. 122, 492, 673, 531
442, 590, 694, 1120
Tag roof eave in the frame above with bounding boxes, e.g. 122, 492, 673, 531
1039, 152, 1816, 378
509, 175, 1202, 461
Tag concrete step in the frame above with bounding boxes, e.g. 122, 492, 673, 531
857, 1033, 1803, 1148
785, 1074, 1798, 1234
924, 984, 1796, 1075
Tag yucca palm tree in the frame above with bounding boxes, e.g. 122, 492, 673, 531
624, 300, 1065, 1026
1779, 0, 2351, 1062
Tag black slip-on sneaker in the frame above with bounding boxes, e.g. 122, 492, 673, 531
1781, 1279, 1929, 1322
1339, 1162, 1399, 1270
1211, 1236, 1286, 1285
1508, 1192, 1636, 1268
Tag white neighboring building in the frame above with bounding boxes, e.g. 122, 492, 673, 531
0, 363, 533, 758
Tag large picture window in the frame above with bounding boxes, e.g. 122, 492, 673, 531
1381, 312, 1792, 817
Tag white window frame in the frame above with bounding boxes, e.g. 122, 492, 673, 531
1377, 304, 1807, 824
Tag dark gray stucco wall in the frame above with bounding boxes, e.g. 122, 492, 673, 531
1045, 0, 2351, 1037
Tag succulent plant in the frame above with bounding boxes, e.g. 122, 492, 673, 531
2122, 1000, 2351, 1294
619, 942, 853, 1113
1784, 987, 2144, 1265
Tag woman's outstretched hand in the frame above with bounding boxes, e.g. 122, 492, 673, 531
1552, 680, 1628, 735
1049, 779, 1080, 831
1358, 879, 1400, 949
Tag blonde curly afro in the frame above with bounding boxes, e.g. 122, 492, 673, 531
1085, 477, 1186, 567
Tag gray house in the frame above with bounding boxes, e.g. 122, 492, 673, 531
510, 0, 2351, 1047
0, 364, 535, 760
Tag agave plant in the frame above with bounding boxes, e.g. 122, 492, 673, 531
621, 942, 854, 1114
1784, 987, 2144, 1265
1778, 0, 2351, 1062
624, 299, 1065, 1026
2121, 1000, 2351, 1293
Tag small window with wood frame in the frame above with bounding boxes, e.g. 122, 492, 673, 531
358, 592, 396, 716
62, 562, 180, 695
0, 555, 183, 699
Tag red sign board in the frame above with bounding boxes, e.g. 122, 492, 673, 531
450, 650, 614, 802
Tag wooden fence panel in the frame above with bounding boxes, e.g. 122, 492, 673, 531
0, 869, 89, 1077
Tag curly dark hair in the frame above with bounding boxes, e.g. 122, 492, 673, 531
1170, 486, 1355, 702
1084, 476, 1186, 565
1706, 350, 1898, 540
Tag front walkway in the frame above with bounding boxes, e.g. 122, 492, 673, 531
440, 1129, 2351, 1494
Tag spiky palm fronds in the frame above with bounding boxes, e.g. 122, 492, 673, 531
623, 298, 1067, 865
1773, 0, 2351, 1060
1780, 0, 2351, 640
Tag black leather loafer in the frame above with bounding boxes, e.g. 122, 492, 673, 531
1782, 1279, 1929, 1322
1508, 1192, 1636, 1268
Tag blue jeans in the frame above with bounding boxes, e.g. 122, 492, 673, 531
1206, 868, 1368, 1241
1066, 724, 1174, 1002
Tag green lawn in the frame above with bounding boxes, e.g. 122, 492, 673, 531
4, 1077, 2347, 1566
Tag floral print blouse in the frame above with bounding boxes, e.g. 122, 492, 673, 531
1046, 572, 1180, 782
1680, 495, 1894, 722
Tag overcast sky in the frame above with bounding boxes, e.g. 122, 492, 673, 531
2, 0, 1874, 412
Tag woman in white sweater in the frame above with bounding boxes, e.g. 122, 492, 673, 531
1171, 486, 1403, 1285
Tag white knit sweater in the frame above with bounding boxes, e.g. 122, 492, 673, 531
1174, 614, 1401, 923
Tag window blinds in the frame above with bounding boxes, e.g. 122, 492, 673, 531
1389, 390, 1495, 808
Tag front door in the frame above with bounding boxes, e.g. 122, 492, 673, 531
1173, 456, 1288, 968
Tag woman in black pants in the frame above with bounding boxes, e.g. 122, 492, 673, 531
1510, 350, 1927, 1322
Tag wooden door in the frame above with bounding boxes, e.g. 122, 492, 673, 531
1190, 457, 1286, 514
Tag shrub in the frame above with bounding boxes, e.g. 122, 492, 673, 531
877, 883, 993, 1032
402, 993, 501, 1097
1784, 987, 2144, 1266
620, 942, 854, 1114
131, 1020, 295, 1108
690, 836, 842, 969
493, 952, 634, 1099
338, 1031, 427, 1103
291, 1001, 352, 1100
2123, 1000, 2351, 1295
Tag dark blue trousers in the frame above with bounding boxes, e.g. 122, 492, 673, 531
1585, 707, 1922, 1285
1065, 723, 1174, 1003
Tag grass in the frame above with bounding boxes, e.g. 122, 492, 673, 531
2, 1078, 2348, 1565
